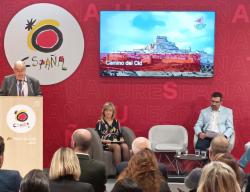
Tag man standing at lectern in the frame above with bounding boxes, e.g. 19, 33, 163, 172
0, 60, 42, 96
194, 92, 234, 151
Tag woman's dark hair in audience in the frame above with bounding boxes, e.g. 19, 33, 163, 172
111, 178, 143, 192
20, 169, 50, 192
214, 153, 244, 188
118, 149, 164, 192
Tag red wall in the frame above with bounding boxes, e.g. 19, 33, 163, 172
0, 0, 250, 169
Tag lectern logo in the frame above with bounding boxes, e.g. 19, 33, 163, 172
7, 105, 36, 133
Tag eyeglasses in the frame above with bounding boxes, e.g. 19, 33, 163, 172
211, 100, 221, 103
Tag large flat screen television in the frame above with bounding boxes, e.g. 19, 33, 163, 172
100, 11, 215, 77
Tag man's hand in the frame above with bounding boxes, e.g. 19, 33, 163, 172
198, 132, 207, 139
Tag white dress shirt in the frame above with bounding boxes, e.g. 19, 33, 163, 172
208, 110, 220, 133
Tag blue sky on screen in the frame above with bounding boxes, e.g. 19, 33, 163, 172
100, 11, 215, 54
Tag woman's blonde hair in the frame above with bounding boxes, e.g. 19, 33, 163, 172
101, 102, 116, 120
213, 153, 243, 188
49, 147, 81, 181
197, 161, 241, 192
118, 149, 163, 192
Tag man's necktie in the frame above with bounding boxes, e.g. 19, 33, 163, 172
18, 80, 23, 96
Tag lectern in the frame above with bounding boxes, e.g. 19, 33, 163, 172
0, 96, 43, 176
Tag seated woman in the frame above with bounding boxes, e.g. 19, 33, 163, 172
115, 149, 171, 192
49, 147, 94, 192
96, 102, 130, 166
197, 161, 241, 192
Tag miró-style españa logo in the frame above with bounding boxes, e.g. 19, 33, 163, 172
4, 3, 84, 85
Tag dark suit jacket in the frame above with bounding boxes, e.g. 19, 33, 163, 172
77, 153, 107, 192
0, 74, 42, 96
50, 177, 94, 192
0, 169, 22, 192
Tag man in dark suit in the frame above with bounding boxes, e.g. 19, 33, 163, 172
0, 136, 22, 192
0, 60, 42, 96
71, 129, 107, 192
116, 137, 168, 180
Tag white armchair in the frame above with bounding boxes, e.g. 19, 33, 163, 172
149, 125, 188, 153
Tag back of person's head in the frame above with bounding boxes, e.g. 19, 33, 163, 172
209, 135, 229, 160
126, 149, 159, 175
118, 149, 162, 192
20, 169, 49, 192
71, 129, 92, 152
132, 137, 151, 154
49, 147, 80, 181
0, 136, 5, 168
197, 161, 241, 192
0, 136, 4, 156
214, 153, 243, 188
111, 178, 143, 192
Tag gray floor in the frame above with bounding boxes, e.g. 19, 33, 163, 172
106, 179, 189, 192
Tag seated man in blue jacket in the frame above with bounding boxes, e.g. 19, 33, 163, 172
0, 136, 22, 192
194, 92, 234, 150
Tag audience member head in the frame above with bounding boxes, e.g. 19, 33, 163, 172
20, 169, 49, 192
210, 92, 223, 111
214, 153, 243, 188
118, 149, 162, 192
209, 135, 229, 160
0, 136, 4, 168
71, 129, 92, 153
131, 137, 151, 154
49, 147, 81, 181
197, 161, 241, 192
101, 102, 116, 120
13, 60, 26, 81
111, 178, 143, 192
